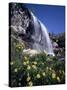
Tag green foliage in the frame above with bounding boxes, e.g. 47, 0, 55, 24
51, 32, 65, 48
10, 36, 65, 87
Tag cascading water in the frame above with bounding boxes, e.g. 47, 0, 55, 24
31, 12, 55, 56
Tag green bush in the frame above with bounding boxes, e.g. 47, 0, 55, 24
10, 37, 65, 87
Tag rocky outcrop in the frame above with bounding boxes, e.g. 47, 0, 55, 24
10, 3, 54, 56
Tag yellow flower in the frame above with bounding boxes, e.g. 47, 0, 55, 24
57, 77, 60, 82
18, 46, 21, 49
46, 67, 49, 70
32, 65, 37, 69
14, 68, 18, 72
27, 76, 31, 81
36, 74, 41, 78
16, 44, 21, 48
24, 56, 28, 60
49, 67, 52, 71
62, 70, 64, 74
52, 73, 56, 79
33, 61, 37, 65
23, 61, 27, 65
10, 61, 14, 65
27, 65, 31, 70
42, 63, 44, 65
26, 61, 29, 64
28, 81, 33, 86
42, 72, 46, 76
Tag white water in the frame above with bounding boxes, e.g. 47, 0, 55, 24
31, 12, 54, 56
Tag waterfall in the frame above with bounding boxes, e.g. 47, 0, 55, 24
31, 12, 55, 56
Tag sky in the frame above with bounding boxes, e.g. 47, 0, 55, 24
24, 3, 65, 34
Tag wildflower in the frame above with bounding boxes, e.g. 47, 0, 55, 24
42, 72, 46, 76
46, 67, 49, 70
47, 58, 50, 61
49, 67, 52, 71
26, 61, 29, 64
52, 73, 56, 79
10, 61, 14, 65
27, 76, 31, 81
14, 68, 18, 72
28, 81, 33, 86
23, 61, 27, 65
57, 76, 60, 82
18, 46, 21, 49
42, 63, 44, 65
33, 61, 37, 65
24, 56, 28, 60
30, 54, 33, 57
16, 44, 21, 48
19, 78, 21, 81
62, 70, 64, 74
32, 65, 37, 69
56, 40, 58, 42
18, 83, 21, 86
36, 74, 41, 78
27, 65, 31, 70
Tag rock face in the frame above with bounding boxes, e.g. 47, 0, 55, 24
9, 3, 54, 56
10, 3, 34, 49
23, 49, 40, 56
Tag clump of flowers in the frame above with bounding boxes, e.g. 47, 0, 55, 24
11, 37, 65, 87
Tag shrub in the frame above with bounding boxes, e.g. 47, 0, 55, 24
10, 37, 65, 87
